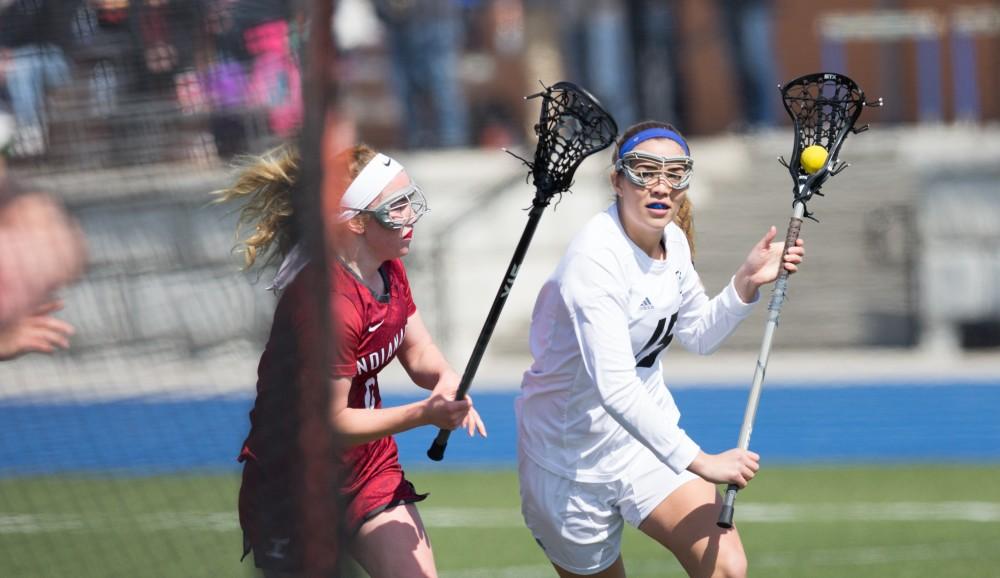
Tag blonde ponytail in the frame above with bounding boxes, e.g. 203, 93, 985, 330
214, 144, 300, 269
214, 143, 382, 269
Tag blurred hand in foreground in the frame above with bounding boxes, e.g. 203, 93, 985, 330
0, 192, 86, 325
0, 300, 75, 360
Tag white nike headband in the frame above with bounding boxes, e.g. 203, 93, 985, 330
338, 153, 404, 221
268, 153, 404, 292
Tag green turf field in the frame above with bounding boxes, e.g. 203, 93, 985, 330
1, 466, 999, 577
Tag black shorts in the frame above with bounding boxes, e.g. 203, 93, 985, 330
239, 459, 427, 572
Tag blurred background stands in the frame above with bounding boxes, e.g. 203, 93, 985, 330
0, 0, 998, 395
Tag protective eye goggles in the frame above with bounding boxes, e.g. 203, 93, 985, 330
615, 151, 694, 190
357, 184, 430, 230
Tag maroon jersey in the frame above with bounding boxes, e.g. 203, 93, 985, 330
238, 258, 424, 567
326, 257, 415, 496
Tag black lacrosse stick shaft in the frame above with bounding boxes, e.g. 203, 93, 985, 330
427, 200, 548, 461
427, 81, 618, 461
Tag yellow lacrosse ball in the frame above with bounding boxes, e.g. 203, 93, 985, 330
800, 145, 828, 174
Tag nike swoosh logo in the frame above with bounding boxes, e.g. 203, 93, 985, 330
383, 158, 391, 167
367, 320, 385, 333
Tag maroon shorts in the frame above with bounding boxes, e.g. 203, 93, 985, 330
239, 459, 427, 571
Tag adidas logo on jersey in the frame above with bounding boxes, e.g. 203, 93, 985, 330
640, 297, 654, 311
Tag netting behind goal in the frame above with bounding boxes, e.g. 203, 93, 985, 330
0, 1, 347, 575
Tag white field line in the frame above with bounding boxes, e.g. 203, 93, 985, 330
420, 502, 1000, 527
440, 541, 1000, 578
2, 502, 999, 535
0, 511, 239, 534
441, 563, 557, 578
732, 501, 1000, 523
753, 540, 988, 569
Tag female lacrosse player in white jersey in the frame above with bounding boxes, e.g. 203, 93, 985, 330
516, 120, 805, 578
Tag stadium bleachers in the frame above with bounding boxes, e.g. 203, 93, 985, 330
4, 125, 999, 400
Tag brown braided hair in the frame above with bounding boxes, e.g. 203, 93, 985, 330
611, 121, 696, 258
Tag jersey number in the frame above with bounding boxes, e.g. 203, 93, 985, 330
635, 313, 678, 368
364, 377, 377, 409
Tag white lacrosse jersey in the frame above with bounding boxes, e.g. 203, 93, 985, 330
516, 204, 758, 483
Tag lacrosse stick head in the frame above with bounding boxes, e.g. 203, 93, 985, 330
527, 81, 618, 204
780, 72, 882, 208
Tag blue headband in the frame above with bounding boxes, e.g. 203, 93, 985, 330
618, 128, 690, 158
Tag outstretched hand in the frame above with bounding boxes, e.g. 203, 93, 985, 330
0, 300, 75, 360
733, 226, 805, 303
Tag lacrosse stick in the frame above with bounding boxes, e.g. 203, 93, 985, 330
427, 81, 618, 461
718, 72, 882, 528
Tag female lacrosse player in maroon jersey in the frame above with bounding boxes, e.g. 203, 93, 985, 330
218, 143, 486, 577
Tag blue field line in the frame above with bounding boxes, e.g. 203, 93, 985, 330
0, 382, 998, 476
396, 381, 1000, 469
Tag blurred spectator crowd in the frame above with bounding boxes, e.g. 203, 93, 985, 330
0, 0, 786, 167
0, 0, 302, 164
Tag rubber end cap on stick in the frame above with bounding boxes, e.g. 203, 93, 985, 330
426, 441, 446, 461
717, 505, 735, 529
